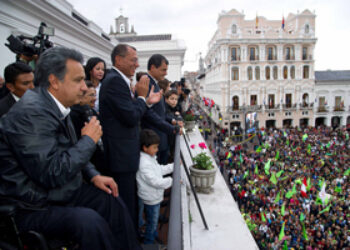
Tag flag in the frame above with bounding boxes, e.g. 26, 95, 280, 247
282, 16, 285, 30
240, 152, 243, 164
301, 177, 308, 198
344, 168, 350, 176
286, 139, 290, 146
300, 212, 305, 222
283, 240, 288, 250
255, 14, 259, 28
326, 142, 331, 148
319, 204, 331, 214
302, 222, 309, 241
318, 181, 331, 205
243, 170, 249, 179
281, 204, 285, 216
279, 222, 285, 240
261, 212, 266, 222
270, 172, 278, 185
275, 150, 280, 161
226, 152, 232, 159
306, 177, 311, 191
264, 159, 271, 175
254, 164, 259, 175
256, 146, 262, 153
276, 170, 284, 178
302, 133, 308, 142
334, 185, 342, 193
274, 191, 281, 204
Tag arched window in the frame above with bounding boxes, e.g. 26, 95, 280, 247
265, 66, 270, 80
273, 66, 278, 80
247, 67, 253, 80
232, 67, 239, 80
302, 93, 309, 107
303, 65, 309, 79
283, 66, 288, 79
290, 66, 295, 79
305, 24, 309, 34
255, 66, 260, 80
232, 96, 239, 110
232, 24, 237, 34
119, 23, 125, 33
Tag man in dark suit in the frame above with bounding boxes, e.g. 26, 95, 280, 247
99, 44, 162, 227
142, 54, 179, 164
0, 47, 140, 249
0, 62, 34, 117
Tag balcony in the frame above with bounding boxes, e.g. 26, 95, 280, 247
249, 55, 259, 61
265, 104, 280, 110
333, 106, 345, 112
226, 105, 263, 113
231, 56, 241, 62
317, 106, 329, 113
300, 103, 314, 110
282, 104, 297, 110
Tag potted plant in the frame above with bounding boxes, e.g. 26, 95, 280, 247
189, 143, 217, 193
183, 112, 196, 131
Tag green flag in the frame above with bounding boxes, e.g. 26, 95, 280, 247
319, 204, 331, 214
283, 240, 288, 250
335, 185, 342, 193
256, 146, 262, 153
270, 172, 278, 185
276, 170, 284, 178
226, 152, 232, 159
295, 178, 302, 185
300, 212, 305, 222
240, 152, 243, 164
302, 222, 309, 241
275, 150, 280, 161
302, 133, 308, 141
326, 142, 331, 148
243, 170, 249, 179
279, 222, 285, 241
281, 204, 285, 216
274, 191, 281, 204
254, 165, 259, 175
283, 131, 287, 137
264, 160, 271, 175
344, 168, 350, 176
286, 139, 290, 146
346, 133, 349, 140
261, 212, 266, 222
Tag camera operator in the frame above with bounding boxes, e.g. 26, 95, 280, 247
175, 78, 191, 114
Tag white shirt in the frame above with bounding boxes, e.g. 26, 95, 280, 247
47, 91, 70, 118
10, 93, 20, 102
94, 82, 101, 112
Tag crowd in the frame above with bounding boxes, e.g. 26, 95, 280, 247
197, 106, 349, 250
0, 44, 191, 249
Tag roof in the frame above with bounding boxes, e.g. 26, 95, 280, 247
116, 34, 171, 42
315, 70, 350, 82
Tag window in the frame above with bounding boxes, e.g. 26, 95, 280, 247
285, 46, 294, 60
255, 67, 260, 80
250, 47, 255, 61
232, 96, 239, 110
250, 95, 257, 106
305, 24, 309, 34
302, 93, 309, 107
335, 96, 341, 109
302, 47, 308, 60
268, 47, 273, 60
268, 94, 275, 108
266, 46, 276, 60
273, 66, 278, 80
286, 47, 290, 60
120, 23, 125, 33
283, 66, 288, 79
290, 66, 295, 79
285, 94, 292, 108
247, 67, 253, 80
232, 67, 239, 80
232, 24, 237, 34
303, 65, 309, 79
265, 66, 270, 80
231, 47, 240, 61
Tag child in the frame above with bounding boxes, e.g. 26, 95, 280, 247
164, 89, 181, 123
136, 129, 174, 244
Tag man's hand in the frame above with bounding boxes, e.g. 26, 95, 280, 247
177, 121, 184, 128
91, 175, 118, 197
146, 85, 162, 105
81, 116, 102, 144
135, 75, 149, 98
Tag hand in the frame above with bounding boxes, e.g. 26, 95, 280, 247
146, 85, 162, 105
177, 121, 184, 128
171, 119, 177, 125
91, 175, 118, 197
135, 75, 149, 98
81, 116, 102, 144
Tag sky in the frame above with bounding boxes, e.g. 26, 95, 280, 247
68, 0, 350, 72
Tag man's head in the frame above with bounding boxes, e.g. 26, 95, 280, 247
140, 129, 160, 156
147, 54, 168, 81
111, 44, 138, 78
4, 62, 34, 98
35, 47, 86, 108
80, 80, 96, 109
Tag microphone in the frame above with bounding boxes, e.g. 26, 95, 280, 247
86, 108, 104, 151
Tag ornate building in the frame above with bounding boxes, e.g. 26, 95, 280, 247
203, 9, 317, 131
109, 16, 186, 81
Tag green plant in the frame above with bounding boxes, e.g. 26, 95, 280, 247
183, 113, 195, 121
192, 152, 214, 170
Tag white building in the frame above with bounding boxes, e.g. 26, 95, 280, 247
202, 9, 317, 131
110, 15, 186, 81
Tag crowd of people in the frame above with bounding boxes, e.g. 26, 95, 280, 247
197, 106, 349, 250
0, 44, 192, 249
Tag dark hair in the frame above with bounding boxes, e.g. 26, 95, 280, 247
111, 44, 136, 65
140, 129, 160, 151
85, 80, 94, 88
147, 54, 168, 70
85, 57, 106, 81
164, 89, 178, 99
136, 71, 147, 82
4, 61, 32, 84
158, 78, 171, 92
35, 47, 83, 88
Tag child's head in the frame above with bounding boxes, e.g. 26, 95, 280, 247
164, 90, 179, 108
140, 129, 160, 156
158, 78, 171, 93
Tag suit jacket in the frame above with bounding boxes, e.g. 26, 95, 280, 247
0, 93, 16, 118
141, 75, 174, 151
0, 87, 98, 207
99, 68, 147, 173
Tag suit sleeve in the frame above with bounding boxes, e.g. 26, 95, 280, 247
104, 75, 147, 127
142, 108, 175, 134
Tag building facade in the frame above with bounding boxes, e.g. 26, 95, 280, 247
110, 16, 186, 81
203, 9, 317, 131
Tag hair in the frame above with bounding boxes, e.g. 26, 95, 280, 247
136, 71, 147, 82
147, 54, 168, 70
140, 129, 160, 151
158, 78, 171, 92
34, 47, 83, 88
111, 44, 136, 65
4, 61, 32, 84
84, 57, 106, 81
85, 80, 94, 88
164, 89, 178, 99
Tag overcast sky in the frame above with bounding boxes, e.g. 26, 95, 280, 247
68, 0, 350, 72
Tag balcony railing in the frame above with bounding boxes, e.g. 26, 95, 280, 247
334, 106, 345, 112
300, 103, 314, 110
226, 105, 263, 113
265, 104, 280, 110
317, 106, 329, 113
